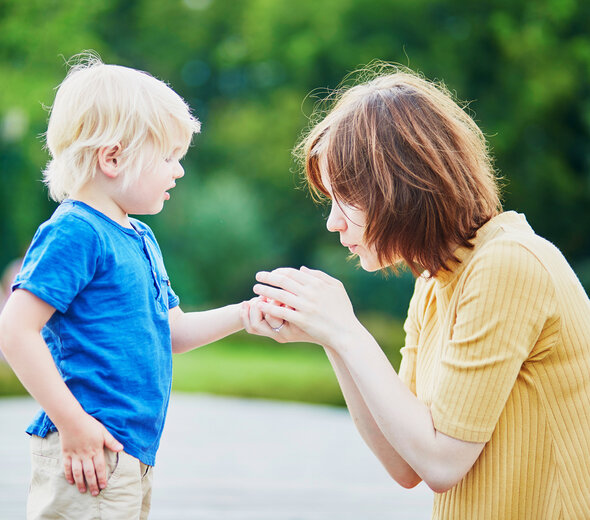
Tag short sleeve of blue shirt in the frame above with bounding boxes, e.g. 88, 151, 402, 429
14, 213, 102, 313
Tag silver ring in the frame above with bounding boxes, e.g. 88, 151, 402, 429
272, 323, 284, 333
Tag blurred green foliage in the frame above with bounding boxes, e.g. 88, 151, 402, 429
172, 314, 404, 405
1, 0, 589, 321
0, 315, 405, 404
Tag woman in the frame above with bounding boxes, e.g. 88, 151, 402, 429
241, 65, 590, 519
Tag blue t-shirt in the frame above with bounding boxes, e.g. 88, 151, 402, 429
12, 200, 179, 466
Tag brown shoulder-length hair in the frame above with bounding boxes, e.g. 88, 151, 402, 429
295, 64, 502, 277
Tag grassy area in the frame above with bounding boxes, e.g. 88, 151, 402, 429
0, 314, 406, 406
172, 314, 405, 406
0, 361, 27, 396
173, 333, 345, 405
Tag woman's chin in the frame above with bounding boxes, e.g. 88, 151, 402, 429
358, 257, 382, 273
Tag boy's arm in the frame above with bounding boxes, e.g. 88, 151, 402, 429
0, 289, 123, 496
168, 303, 244, 354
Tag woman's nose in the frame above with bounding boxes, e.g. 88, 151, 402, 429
326, 203, 346, 233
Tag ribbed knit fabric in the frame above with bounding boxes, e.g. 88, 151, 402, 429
399, 211, 590, 519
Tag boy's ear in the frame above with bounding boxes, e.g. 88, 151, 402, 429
97, 144, 122, 178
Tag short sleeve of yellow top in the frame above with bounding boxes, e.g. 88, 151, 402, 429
398, 211, 590, 520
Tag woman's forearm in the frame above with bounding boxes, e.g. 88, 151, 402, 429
323, 347, 422, 488
331, 325, 484, 493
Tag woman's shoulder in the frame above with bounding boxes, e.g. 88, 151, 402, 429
466, 219, 560, 296
475, 212, 561, 274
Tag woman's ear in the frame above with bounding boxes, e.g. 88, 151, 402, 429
97, 144, 122, 178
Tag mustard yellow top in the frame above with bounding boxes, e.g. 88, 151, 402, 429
399, 211, 590, 519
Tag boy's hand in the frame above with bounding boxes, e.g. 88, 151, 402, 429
59, 413, 123, 496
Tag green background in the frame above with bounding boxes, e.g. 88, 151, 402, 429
1, 0, 589, 403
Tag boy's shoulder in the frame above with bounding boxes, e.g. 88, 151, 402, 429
47, 200, 101, 229
48, 201, 152, 238
39, 202, 159, 254
35, 200, 101, 242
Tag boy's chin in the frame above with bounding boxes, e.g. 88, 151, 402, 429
128, 204, 165, 217
146, 200, 166, 214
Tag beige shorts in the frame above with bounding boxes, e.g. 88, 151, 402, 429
27, 432, 153, 520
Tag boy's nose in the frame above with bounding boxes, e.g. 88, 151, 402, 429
175, 163, 185, 179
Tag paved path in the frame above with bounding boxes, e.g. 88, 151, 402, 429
0, 394, 433, 519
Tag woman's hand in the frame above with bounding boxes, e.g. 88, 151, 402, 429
260, 296, 286, 332
241, 296, 315, 343
248, 266, 365, 349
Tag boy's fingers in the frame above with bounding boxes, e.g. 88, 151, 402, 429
63, 456, 74, 485
71, 458, 86, 493
248, 299, 264, 323
103, 431, 123, 452
93, 453, 107, 490
83, 460, 100, 496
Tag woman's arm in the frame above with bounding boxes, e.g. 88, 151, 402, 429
323, 347, 422, 488
249, 266, 485, 493
332, 324, 484, 493
241, 297, 421, 486
168, 303, 244, 354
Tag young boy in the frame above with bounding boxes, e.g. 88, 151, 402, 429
0, 53, 244, 519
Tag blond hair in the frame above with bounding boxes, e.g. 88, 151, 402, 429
43, 51, 201, 201
297, 64, 502, 276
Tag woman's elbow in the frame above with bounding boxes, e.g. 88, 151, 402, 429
382, 464, 423, 489
421, 434, 484, 493
421, 466, 466, 494
425, 479, 455, 494
383, 461, 464, 492
397, 474, 423, 489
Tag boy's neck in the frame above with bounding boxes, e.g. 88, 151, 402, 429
70, 185, 132, 229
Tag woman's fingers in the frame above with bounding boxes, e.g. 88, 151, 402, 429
249, 300, 290, 341
254, 266, 333, 308
256, 300, 297, 323
264, 312, 284, 330
249, 266, 355, 347
252, 283, 299, 308
300, 265, 340, 285
256, 266, 326, 292
242, 297, 284, 335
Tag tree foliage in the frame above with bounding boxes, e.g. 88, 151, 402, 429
1, 0, 589, 312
